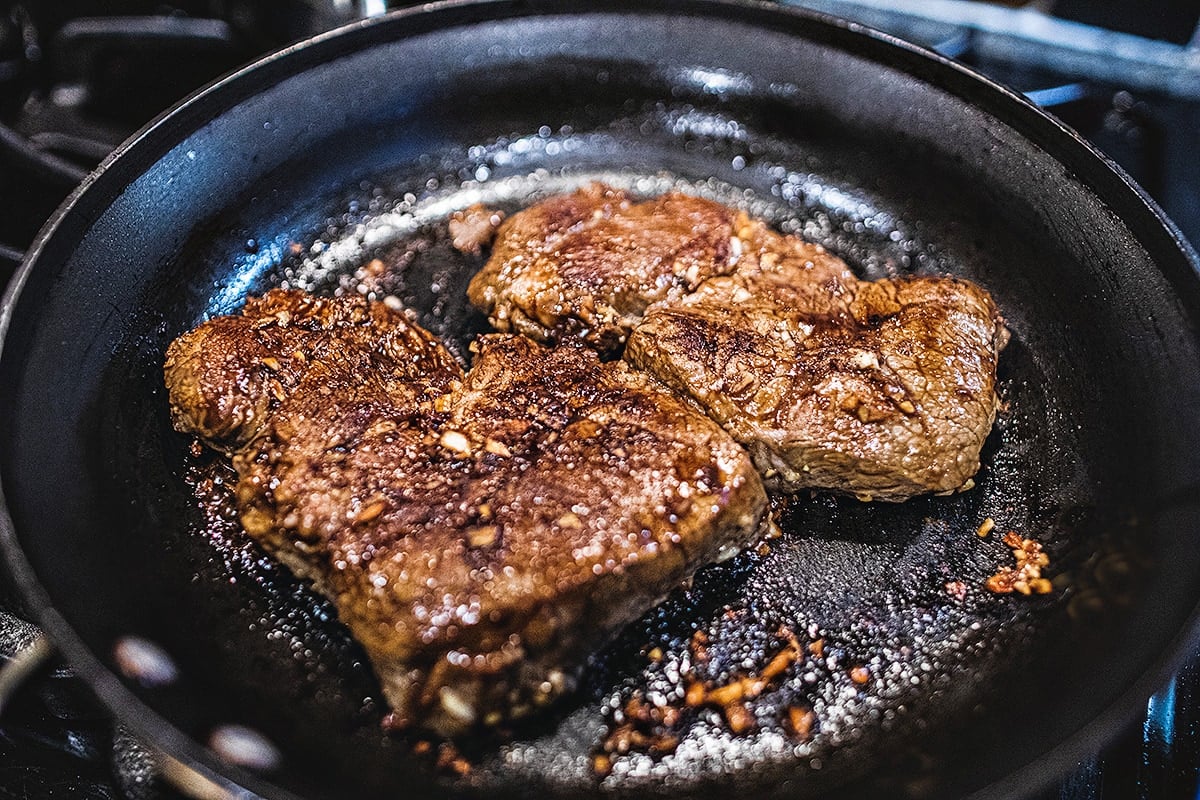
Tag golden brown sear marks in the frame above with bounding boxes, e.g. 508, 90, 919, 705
164, 289, 464, 453
467, 184, 1005, 502
164, 290, 767, 737
626, 225, 1008, 501
467, 184, 751, 353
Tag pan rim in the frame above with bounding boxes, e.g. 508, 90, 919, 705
1, 1, 1198, 798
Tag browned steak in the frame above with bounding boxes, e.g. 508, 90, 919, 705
626, 229, 1009, 502
467, 184, 751, 353
164, 290, 767, 736
164, 289, 464, 453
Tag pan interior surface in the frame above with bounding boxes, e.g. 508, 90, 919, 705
1, 4, 1199, 799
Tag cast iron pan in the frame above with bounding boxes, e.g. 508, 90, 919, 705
2, 1, 1200, 798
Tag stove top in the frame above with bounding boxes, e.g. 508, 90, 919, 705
1, 2, 1198, 798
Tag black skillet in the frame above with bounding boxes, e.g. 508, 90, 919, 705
2, 1, 1200, 798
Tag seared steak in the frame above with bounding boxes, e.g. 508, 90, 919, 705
164, 290, 464, 453
165, 290, 767, 735
467, 184, 751, 352
626, 229, 1008, 501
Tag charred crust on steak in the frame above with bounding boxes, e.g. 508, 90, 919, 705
625, 228, 1008, 501
164, 290, 768, 737
468, 185, 1007, 501
164, 290, 463, 453
467, 183, 749, 353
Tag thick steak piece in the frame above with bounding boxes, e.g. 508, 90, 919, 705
626, 230, 1009, 502
164, 290, 767, 735
467, 184, 750, 353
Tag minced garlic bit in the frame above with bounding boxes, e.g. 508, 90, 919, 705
466, 525, 499, 548
977, 517, 995, 538
683, 629, 800, 733
353, 498, 387, 524
785, 706, 816, 740
434, 741, 471, 777
438, 429, 472, 456
986, 531, 1053, 595
483, 437, 512, 457
592, 628, 808, 774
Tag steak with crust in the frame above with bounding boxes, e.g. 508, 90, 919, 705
467, 184, 752, 353
164, 289, 464, 453
626, 230, 1008, 501
164, 290, 767, 735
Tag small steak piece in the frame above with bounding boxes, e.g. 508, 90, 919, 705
626, 231, 1008, 502
467, 184, 749, 352
165, 291, 767, 736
